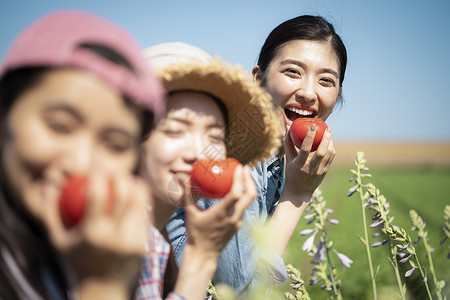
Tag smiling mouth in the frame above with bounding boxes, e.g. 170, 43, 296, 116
284, 107, 316, 124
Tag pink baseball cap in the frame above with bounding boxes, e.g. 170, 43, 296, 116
0, 10, 165, 125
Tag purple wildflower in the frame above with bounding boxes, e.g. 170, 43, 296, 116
291, 282, 303, 289
327, 219, 339, 225
312, 241, 326, 264
310, 277, 319, 286
347, 185, 358, 197
332, 249, 353, 268
397, 243, 409, 250
301, 230, 318, 252
399, 254, 412, 263
370, 220, 384, 228
405, 267, 416, 277
372, 213, 381, 221
372, 241, 383, 247
373, 232, 383, 238
423, 274, 427, 283
299, 228, 317, 236
303, 213, 317, 220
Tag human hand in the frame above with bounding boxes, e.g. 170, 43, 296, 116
282, 124, 335, 203
184, 164, 257, 260
40, 172, 149, 296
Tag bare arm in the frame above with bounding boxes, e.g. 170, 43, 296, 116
267, 125, 335, 255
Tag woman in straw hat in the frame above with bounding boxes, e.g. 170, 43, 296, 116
135, 42, 280, 299
165, 15, 347, 296
0, 10, 165, 300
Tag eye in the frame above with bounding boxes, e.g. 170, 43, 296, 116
209, 134, 225, 144
161, 129, 184, 137
48, 121, 71, 134
208, 128, 226, 145
283, 68, 301, 77
320, 77, 336, 87
101, 133, 135, 154
45, 115, 76, 134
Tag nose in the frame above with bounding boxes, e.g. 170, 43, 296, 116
62, 135, 94, 176
182, 134, 209, 164
295, 77, 316, 104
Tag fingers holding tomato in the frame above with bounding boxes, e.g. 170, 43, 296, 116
58, 173, 149, 250
190, 158, 240, 199
289, 118, 327, 152
59, 175, 116, 229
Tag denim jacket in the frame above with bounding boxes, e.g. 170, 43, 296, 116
165, 155, 287, 294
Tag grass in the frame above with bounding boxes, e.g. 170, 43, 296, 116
278, 165, 450, 299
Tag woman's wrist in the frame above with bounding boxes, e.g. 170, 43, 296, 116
280, 185, 313, 205
77, 278, 132, 300
180, 243, 218, 275
173, 244, 218, 299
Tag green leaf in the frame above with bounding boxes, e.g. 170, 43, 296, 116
409, 260, 417, 268
357, 234, 367, 246
373, 265, 380, 279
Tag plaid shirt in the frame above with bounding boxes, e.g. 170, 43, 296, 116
135, 225, 187, 300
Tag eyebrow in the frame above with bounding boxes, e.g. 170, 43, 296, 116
44, 104, 83, 121
280, 59, 340, 79
44, 104, 136, 139
165, 115, 225, 128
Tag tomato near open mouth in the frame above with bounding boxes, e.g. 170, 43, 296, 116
289, 118, 327, 152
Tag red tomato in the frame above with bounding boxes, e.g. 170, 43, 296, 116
191, 158, 240, 199
59, 177, 115, 228
59, 176, 88, 228
289, 118, 327, 152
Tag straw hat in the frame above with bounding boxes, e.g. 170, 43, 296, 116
143, 42, 280, 166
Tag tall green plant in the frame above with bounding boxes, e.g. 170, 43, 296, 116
347, 151, 378, 300
410, 210, 445, 299
348, 152, 433, 299
298, 189, 352, 300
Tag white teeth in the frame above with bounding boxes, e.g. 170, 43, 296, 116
286, 107, 314, 116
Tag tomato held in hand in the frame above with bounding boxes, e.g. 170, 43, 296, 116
289, 118, 327, 152
191, 158, 240, 199
59, 176, 88, 228
59, 177, 115, 228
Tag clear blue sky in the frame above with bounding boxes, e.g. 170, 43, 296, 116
1, 0, 449, 142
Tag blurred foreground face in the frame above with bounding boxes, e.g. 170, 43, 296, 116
142, 91, 226, 207
2, 68, 141, 222
261, 40, 341, 134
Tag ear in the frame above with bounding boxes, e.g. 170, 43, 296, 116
338, 86, 343, 99
252, 65, 262, 83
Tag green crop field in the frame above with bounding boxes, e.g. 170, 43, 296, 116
278, 165, 450, 300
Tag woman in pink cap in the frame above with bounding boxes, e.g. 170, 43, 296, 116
0, 11, 165, 300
